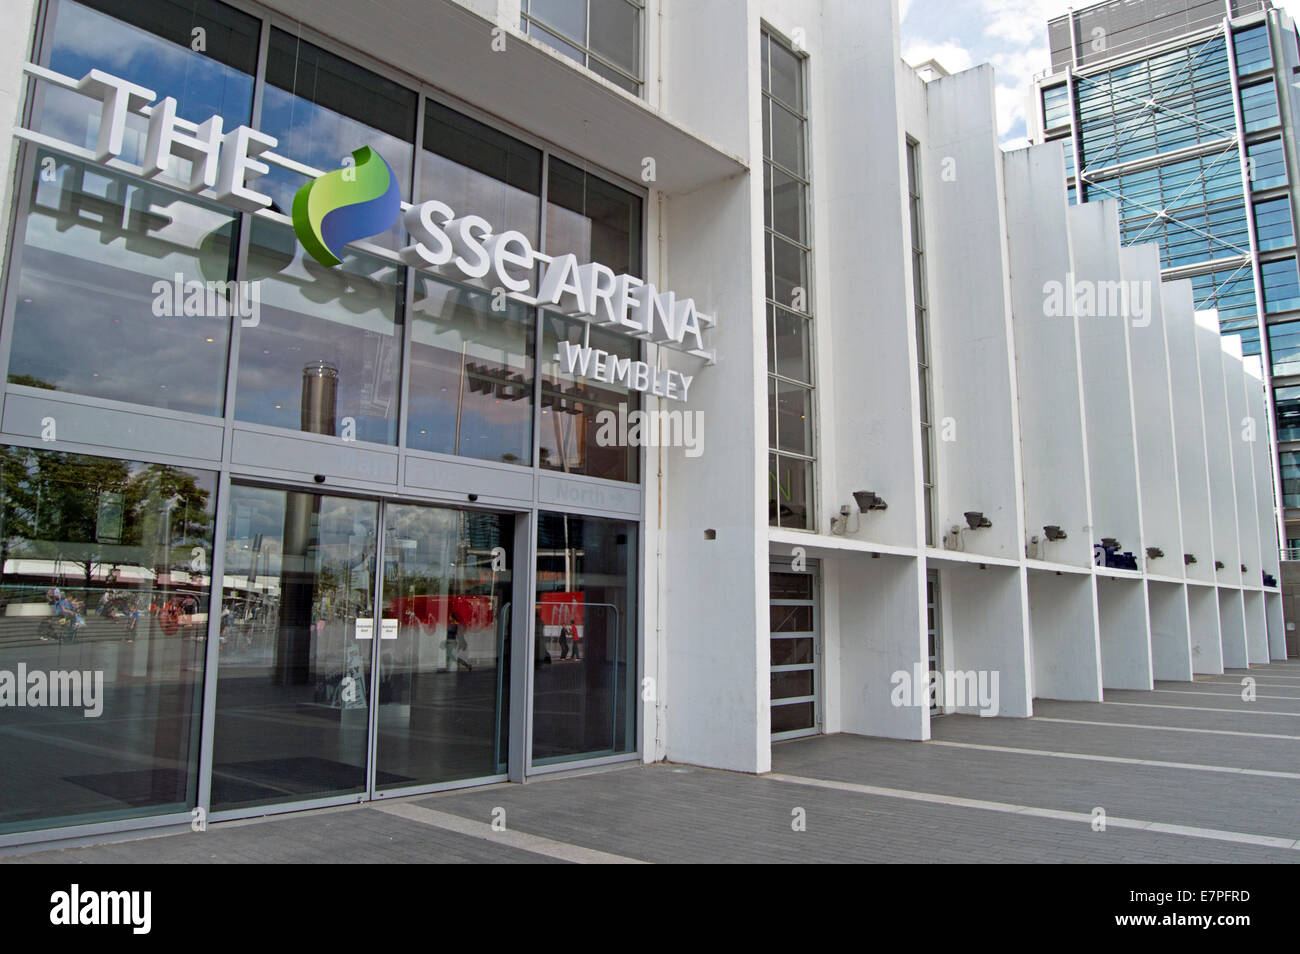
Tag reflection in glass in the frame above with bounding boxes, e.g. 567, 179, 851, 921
421, 100, 541, 245
236, 218, 404, 444
377, 505, 513, 786
546, 157, 642, 278
539, 313, 639, 481
0, 446, 215, 834
211, 486, 377, 810
407, 277, 534, 464
532, 513, 636, 764
7, 152, 236, 415
38, 0, 257, 171
260, 29, 415, 248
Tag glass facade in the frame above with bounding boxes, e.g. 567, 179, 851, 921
762, 28, 815, 531
0, 0, 654, 839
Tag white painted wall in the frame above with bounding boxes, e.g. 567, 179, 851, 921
1096, 577, 1153, 689
922, 66, 1026, 562
940, 564, 1032, 717
1163, 283, 1217, 587
1069, 201, 1144, 557
1027, 570, 1103, 700
1148, 581, 1192, 681
1187, 585, 1224, 674
1120, 245, 1184, 579
1004, 144, 1094, 569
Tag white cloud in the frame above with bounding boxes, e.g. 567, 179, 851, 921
901, 40, 974, 74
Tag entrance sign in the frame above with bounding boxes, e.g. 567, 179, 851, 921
14, 63, 717, 400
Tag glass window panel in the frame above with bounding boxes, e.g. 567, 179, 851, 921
769, 571, 813, 600
1254, 197, 1294, 252
767, 36, 803, 112
1234, 25, 1272, 75
771, 234, 809, 312
260, 29, 416, 250
546, 157, 642, 277
769, 604, 813, 633
532, 513, 637, 764
0, 446, 216, 835
528, 0, 586, 44
776, 382, 812, 456
768, 376, 778, 449
1269, 320, 1300, 376
7, 152, 236, 416
1248, 138, 1288, 191
1274, 385, 1300, 442
236, 218, 404, 444
589, 0, 640, 76
377, 504, 514, 785
407, 276, 534, 464
1262, 257, 1300, 314
211, 486, 376, 810
1241, 79, 1280, 133
768, 101, 806, 177
529, 23, 585, 65
771, 701, 814, 733
770, 166, 807, 245
589, 57, 640, 94
539, 312, 640, 482
770, 636, 814, 666
770, 454, 812, 530
421, 99, 542, 245
771, 669, 813, 700
39, 0, 257, 168
772, 305, 811, 383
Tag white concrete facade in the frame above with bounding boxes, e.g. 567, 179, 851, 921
647, 0, 1285, 772
0, 0, 1285, 824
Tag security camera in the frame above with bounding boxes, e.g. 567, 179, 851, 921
1043, 525, 1067, 541
853, 491, 888, 512
1145, 547, 1163, 559
964, 511, 992, 530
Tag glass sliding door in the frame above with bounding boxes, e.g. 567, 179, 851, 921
211, 486, 377, 811
531, 512, 637, 765
376, 504, 514, 788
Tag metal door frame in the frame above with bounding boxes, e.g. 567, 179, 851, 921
769, 559, 822, 740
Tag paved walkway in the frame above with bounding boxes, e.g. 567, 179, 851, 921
7, 660, 1299, 863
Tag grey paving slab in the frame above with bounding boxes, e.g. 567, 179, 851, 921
929, 713, 1300, 772
1031, 698, 1300, 736
418, 763, 1297, 863
769, 733, 1300, 840
1106, 688, 1300, 713
5, 806, 562, 864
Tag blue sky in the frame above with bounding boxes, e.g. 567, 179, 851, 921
899, 0, 1299, 147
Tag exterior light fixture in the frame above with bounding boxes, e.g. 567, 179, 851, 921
1184, 554, 1197, 565
853, 491, 888, 512
964, 511, 992, 530
1043, 525, 1067, 541
1146, 547, 1163, 559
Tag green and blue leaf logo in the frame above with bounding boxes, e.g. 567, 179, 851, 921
291, 146, 401, 267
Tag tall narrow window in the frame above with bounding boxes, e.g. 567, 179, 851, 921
907, 139, 937, 547
763, 28, 815, 531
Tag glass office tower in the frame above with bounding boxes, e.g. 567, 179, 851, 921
1031, 0, 1300, 550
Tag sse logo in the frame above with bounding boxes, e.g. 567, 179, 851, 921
291, 146, 400, 267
